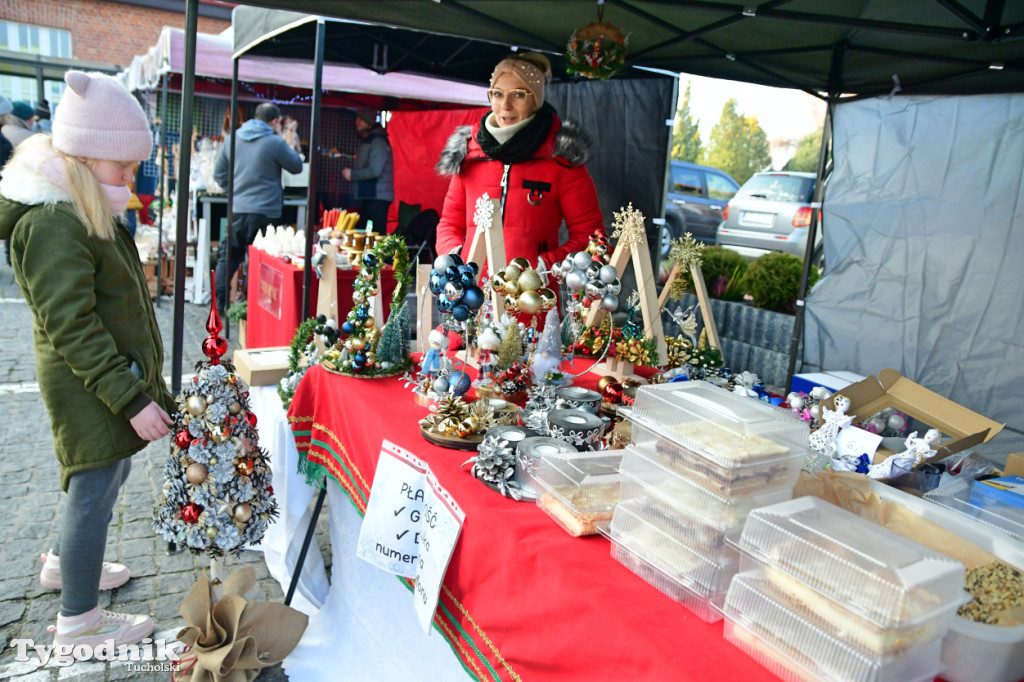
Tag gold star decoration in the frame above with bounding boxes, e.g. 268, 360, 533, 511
611, 203, 646, 246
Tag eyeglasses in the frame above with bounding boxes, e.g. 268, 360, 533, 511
486, 88, 532, 103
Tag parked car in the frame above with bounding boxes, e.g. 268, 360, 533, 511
716, 171, 818, 258
661, 160, 739, 257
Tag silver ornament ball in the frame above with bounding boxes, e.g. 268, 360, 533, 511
600, 294, 619, 311
565, 269, 587, 291
598, 264, 618, 284
572, 251, 592, 270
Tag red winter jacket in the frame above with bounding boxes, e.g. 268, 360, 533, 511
435, 114, 605, 269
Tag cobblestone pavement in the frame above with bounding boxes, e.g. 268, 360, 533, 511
0, 257, 330, 681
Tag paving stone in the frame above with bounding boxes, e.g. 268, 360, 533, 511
157, 571, 200, 597
0, 601, 27, 628
0, 578, 31, 602
112, 577, 157, 604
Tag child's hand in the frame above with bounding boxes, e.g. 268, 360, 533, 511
130, 401, 174, 441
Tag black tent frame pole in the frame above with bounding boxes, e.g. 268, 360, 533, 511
301, 19, 326, 322
284, 482, 327, 607
156, 73, 168, 307
172, 0, 198, 394
225, 57, 239, 340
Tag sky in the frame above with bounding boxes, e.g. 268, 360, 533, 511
681, 74, 827, 168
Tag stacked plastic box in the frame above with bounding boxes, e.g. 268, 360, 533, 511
603, 382, 809, 622
924, 477, 1024, 543
721, 496, 969, 682
533, 449, 624, 537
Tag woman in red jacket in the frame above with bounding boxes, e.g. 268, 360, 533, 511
435, 53, 605, 272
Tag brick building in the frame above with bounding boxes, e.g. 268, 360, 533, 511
0, 0, 232, 103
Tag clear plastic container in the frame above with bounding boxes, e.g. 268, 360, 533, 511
618, 447, 794, 530
616, 484, 741, 564
721, 573, 945, 682
631, 418, 805, 498
735, 555, 958, 657
531, 449, 623, 513
629, 382, 809, 468
735, 496, 968, 628
598, 520, 726, 623
924, 477, 1024, 543
608, 498, 737, 594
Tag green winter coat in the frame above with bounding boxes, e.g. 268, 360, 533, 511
0, 169, 175, 491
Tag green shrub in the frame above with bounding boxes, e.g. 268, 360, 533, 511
743, 252, 820, 313
699, 246, 748, 301
226, 301, 247, 322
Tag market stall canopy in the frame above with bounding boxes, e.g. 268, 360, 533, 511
122, 25, 487, 106
231, 1, 1024, 97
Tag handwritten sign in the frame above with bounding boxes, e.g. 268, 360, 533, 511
413, 470, 465, 634
356, 441, 429, 578
835, 425, 883, 461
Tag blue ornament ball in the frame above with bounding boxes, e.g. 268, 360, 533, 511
340, 321, 355, 335
353, 352, 366, 366
429, 273, 445, 294
453, 304, 470, 321
468, 261, 480, 276
448, 371, 472, 396
355, 306, 369, 320
436, 295, 454, 312
362, 253, 378, 268
445, 265, 460, 281
449, 254, 465, 267
461, 285, 485, 310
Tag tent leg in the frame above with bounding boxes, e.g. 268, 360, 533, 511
301, 19, 326, 322
224, 58, 239, 340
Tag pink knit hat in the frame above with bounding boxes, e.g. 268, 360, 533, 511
52, 71, 152, 162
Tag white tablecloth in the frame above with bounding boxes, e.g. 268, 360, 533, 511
248, 386, 468, 681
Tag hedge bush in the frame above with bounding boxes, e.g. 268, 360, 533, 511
743, 252, 820, 313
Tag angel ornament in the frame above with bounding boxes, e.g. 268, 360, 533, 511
901, 428, 941, 465
809, 394, 854, 455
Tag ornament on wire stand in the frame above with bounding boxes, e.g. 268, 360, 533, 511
154, 271, 278, 559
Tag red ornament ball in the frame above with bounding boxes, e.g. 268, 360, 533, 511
202, 336, 228, 360
173, 430, 192, 450
181, 502, 203, 524
601, 382, 624, 404
245, 411, 257, 427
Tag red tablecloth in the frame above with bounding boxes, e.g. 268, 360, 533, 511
246, 246, 398, 348
287, 364, 781, 682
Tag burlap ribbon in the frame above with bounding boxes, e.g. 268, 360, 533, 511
172, 566, 308, 682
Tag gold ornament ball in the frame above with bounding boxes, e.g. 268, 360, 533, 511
622, 377, 648, 389
186, 395, 208, 416
186, 463, 208, 484
205, 526, 219, 538
491, 272, 507, 292
455, 416, 479, 438
350, 337, 367, 351
259, 513, 269, 522
597, 375, 617, 392
228, 401, 242, 415
364, 316, 375, 329
503, 279, 520, 296
517, 290, 543, 315
517, 269, 543, 293
503, 265, 521, 282
232, 502, 253, 523
209, 456, 218, 466
510, 256, 531, 271
210, 425, 231, 444
537, 287, 557, 310
503, 295, 519, 312
236, 457, 255, 476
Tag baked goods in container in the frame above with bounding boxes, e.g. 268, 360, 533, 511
538, 492, 613, 537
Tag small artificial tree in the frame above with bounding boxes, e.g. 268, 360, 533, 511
375, 301, 410, 370
494, 321, 524, 373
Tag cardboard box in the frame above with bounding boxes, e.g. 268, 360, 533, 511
1004, 453, 1024, 477
816, 368, 1004, 463
790, 370, 865, 396
233, 347, 290, 386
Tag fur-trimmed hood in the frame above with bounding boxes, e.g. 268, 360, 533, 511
436, 116, 592, 176
0, 159, 74, 240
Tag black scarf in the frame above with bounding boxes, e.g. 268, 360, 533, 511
476, 103, 555, 165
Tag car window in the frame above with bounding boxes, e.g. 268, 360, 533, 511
671, 167, 703, 197
706, 172, 738, 201
737, 174, 815, 202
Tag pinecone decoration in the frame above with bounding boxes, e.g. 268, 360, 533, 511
463, 435, 521, 500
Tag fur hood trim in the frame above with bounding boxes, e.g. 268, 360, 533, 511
0, 157, 73, 206
435, 118, 591, 176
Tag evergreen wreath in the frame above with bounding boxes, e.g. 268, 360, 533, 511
278, 317, 320, 410
566, 21, 629, 80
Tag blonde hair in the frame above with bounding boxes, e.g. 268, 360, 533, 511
9, 134, 119, 240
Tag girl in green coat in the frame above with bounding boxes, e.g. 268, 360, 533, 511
0, 71, 174, 652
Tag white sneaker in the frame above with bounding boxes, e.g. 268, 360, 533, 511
39, 551, 131, 590
52, 606, 154, 650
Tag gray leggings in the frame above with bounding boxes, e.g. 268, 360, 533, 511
52, 458, 132, 617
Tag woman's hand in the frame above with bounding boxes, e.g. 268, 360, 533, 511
342, 167, 352, 181
130, 401, 174, 441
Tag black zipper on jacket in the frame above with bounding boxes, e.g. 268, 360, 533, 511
499, 163, 510, 226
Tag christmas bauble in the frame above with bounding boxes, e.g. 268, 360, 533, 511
232, 502, 253, 523
186, 463, 208, 484
602, 382, 624, 403
236, 457, 255, 476
186, 395, 208, 416
448, 370, 472, 396
605, 278, 622, 295
887, 413, 906, 432
565, 269, 587, 291
228, 401, 242, 415
353, 352, 367, 366
428, 273, 445, 294
517, 269, 543, 293
586, 262, 601, 280
210, 425, 231, 444
538, 287, 557, 310
599, 264, 618, 284
202, 336, 228, 359
517, 290, 543, 315
350, 337, 367, 351
597, 375, 617, 392
509, 256, 531, 271
585, 281, 606, 299
503, 279, 520, 296
490, 272, 507, 293
452, 304, 471, 321
341, 320, 355, 335
433, 254, 455, 272
572, 251, 592, 270
456, 417, 479, 438
462, 285, 485, 310
600, 294, 619, 311
245, 411, 257, 427
362, 252, 378, 268
174, 430, 192, 450
432, 376, 450, 393
205, 526, 219, 539
444, 281, 464, 300
181, 503, 203, 524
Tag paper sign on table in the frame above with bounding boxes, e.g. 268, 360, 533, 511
414, 470, 465, 634
834, 425, 883, 461
356, 441, 429, 578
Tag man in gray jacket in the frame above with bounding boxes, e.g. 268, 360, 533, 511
342, 108, 394, 235
213, 102, 303, 310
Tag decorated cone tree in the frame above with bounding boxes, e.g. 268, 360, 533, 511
154, 272, 278, 558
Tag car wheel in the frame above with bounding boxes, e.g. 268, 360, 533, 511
661, 214, 685, 258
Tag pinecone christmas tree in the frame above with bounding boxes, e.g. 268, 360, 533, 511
154, 275, 278, 557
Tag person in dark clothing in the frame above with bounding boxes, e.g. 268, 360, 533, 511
342, 108, 394, 235
1, 95, 13, 265
213, 102, 303, 310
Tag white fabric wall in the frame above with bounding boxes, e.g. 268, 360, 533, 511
804, 94, 1024, 460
